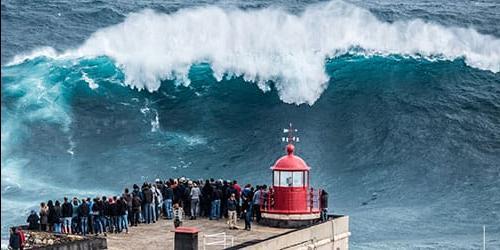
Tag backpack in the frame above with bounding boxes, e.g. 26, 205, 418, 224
80, 204, 89, 216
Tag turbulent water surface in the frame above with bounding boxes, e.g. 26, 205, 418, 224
1, 0, 500, 248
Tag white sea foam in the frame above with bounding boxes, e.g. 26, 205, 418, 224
8, 0, 500, 104
82, 72, 99, 89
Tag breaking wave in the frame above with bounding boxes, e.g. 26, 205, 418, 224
8, 0, 500, 105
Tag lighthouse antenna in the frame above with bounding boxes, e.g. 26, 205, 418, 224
282, 123, 299, 144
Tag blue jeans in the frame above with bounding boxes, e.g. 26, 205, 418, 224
154, 202, 159, 221
191, 198, 200, 217
102, 216, 109, 232
164, 199, 173, 219
144, 203, 154, 223
211, 200, 221, 219
120, 214, 128, 232
63, 217, 72, 233
54, 223, 62, 233
80, 216, 88, 235
133, 210, 141, 225
152, 203, 157, 222
93, 215, 103, 234
111, 216, 119, 232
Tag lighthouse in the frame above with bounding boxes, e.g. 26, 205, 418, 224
259, 124, 322, 228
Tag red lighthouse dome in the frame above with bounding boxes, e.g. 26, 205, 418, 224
272, 144, 310, 171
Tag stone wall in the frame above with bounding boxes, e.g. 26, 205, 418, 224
240, 215, 350, 250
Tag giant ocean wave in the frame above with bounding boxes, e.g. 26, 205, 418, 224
9, 0, 500, 105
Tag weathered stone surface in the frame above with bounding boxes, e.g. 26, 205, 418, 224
23, 230, 106, 250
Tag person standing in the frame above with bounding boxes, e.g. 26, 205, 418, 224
227, 193, 238, 229
210, 186, 221, 220
91, 197, 104, 236
163, 182, 174, 220
201, 179, 213, 218
26, 210, 40, 230
131, 194, 142, 226
232, 180, 242, 217
102, 197, 111, 233
86, 198, 94, 235
47, 200, 55, 232
320, 190, 329, 221
142, 185, 154, 224
243, 207, 251, 231
78, 199, 90, 235
9, 227, 21, 250
119, 197, 129, 233
190, 182, 201, 220
17, 227, 26, 250
61, 197, 73, 234
252, 186, 262, 222
123, 188, 133, 226
110, 197, 119, 233
221, 180, 229, 219
39, 202, 49, 231
53, 201, 63, 233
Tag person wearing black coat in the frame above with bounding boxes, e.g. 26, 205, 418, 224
221, 181, 229, 218
53, 201, 63, 233
47, 200, 56, 232
102, 197, 111, 233
118, 197, 129, 233
110, 197, 120, 233
123, 188, 133, 226
9, 227, 21, 250
163, 183, 174, 219
78, 199, 90, 235
61, 197, 73, 234
142, 186, 154, 224
131, 195, 142, 226
210, 186, 222, 220
320, 190, 329, 221
92, 198, 104, 235
201, 180, 213, 217
26, 210, 40, 230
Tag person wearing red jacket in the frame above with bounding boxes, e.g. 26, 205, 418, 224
17, 227, 26, 250
232, 180, 242, 217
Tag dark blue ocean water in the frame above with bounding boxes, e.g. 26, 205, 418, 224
1, 0, 500, 248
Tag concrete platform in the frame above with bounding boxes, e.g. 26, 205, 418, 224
106, 218, 292, 250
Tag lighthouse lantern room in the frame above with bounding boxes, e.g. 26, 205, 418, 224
259, 124, 322, 228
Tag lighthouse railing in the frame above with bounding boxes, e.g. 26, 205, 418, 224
260, 187, 322, 213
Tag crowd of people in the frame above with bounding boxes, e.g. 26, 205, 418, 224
11, 177, 328, 250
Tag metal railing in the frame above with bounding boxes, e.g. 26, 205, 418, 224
203, 232, 234, 250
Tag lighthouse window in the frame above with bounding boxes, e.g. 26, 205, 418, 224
276, 171, 304, 187
279, 171, 293, 187
274, 171, 279, 186
293, 171, 304, 186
